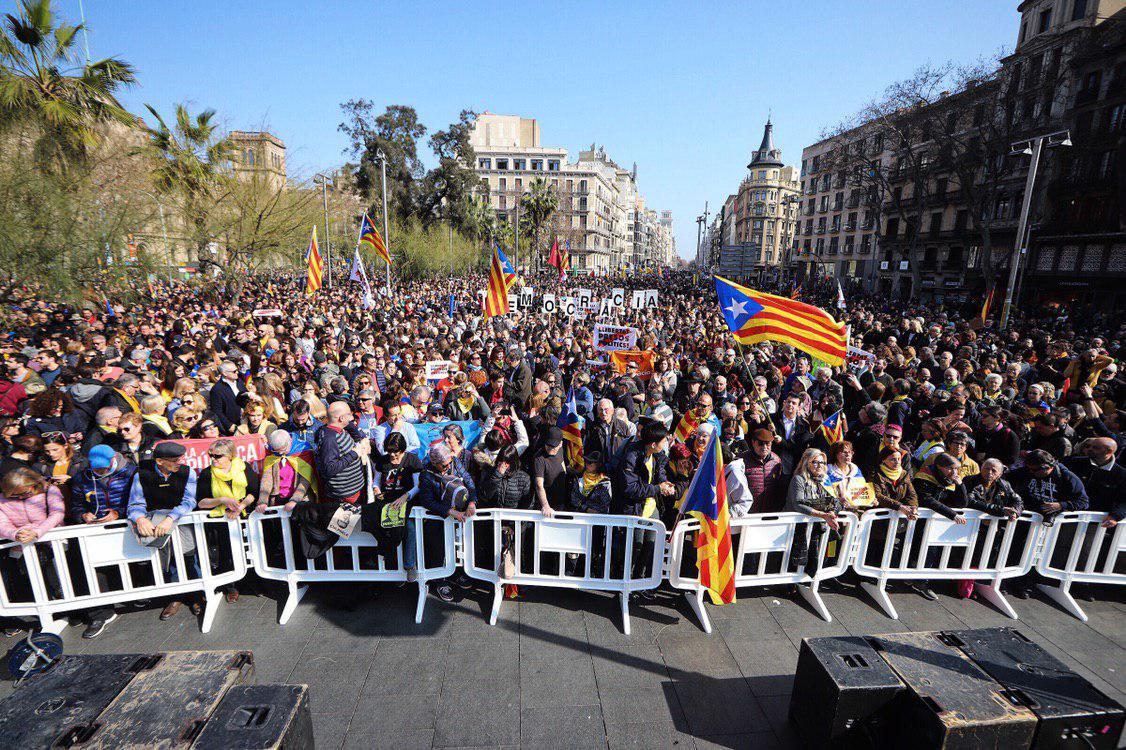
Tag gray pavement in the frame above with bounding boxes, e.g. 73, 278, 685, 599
3, 578, 1125, 749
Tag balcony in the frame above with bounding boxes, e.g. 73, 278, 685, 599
832, 201, 844, 211
844, 223, 857, 232
847, 197, 860, 208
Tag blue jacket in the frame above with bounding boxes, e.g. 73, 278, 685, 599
611, 439, 668, 516
70, 456, 137, 521
280, 416, 324, 452
415, 456, 477, 517
1007, 463, 1089, 514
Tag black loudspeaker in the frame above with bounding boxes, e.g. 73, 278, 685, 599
789, 636, 905, 748
192, 684, 313, 749
59, 650, 254, 748
0, 653, 149, 748
941, 627, 1125, 749
871, 631, 1037, 750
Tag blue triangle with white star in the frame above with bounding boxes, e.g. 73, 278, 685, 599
715, 276, 763, 333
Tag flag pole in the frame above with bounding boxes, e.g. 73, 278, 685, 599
379, 151, 392, 297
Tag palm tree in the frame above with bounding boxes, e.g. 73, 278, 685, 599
519, 177, 558, 273
142, 103, 233, 263
0, 0, 137, 170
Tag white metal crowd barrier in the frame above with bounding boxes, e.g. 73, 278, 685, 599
666, 512, 857, 633
1035, 511, 1126, 622
0, 511, 245, 634
461, 509, 666, 635
246, 506, 457, 625
851, 508, 1043, 620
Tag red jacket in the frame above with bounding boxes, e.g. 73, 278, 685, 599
0, 380, 27, 416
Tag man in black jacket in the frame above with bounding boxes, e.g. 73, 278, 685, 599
612, 421, 675, 584
1063, 438, 1125, 601
583, 398, 631, 473
771, 394, 810, 476
208, 361, 244, 435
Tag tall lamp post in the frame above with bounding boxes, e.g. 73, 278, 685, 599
371, 151, 392, 296
313, 172, 335, 289
999, 129, 1071, 329
138, 189, 172, 285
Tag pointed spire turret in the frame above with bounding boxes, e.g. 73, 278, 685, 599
747, 117, 783, 169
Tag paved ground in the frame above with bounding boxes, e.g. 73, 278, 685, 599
2, 578, 1124, 749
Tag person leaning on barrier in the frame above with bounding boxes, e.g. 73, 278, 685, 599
316, 401, 370, 505
196, 438, 260, 604
908, 452, 969, 601
1060, 438, 1125, 603
962, 459, 1023, 521
256, 430, 314, 512
479, 444, 531, 510
0, 468, 65, 636
784, 448, 843, 574
742, 428, 786, 514
126, 441, 202, 621
69, 444, 137, 638
417, 442, 476, 602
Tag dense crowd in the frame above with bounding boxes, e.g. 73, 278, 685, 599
0, 268, 1122, 638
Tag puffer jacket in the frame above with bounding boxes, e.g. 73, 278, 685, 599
479, 466, 532, 509
962, 476, 1023, 516
569, 473, 612, 514
70, 455, 136, 521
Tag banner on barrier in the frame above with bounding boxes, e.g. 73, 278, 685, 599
593, 324, 639, 352
159, 434, 267, 472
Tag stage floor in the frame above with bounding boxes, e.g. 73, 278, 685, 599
4, 580, 1125, 749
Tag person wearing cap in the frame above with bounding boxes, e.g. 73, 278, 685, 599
126, 441, 201, 621
353, 388, 384, 440
69, 444, 137, 637
533, 426, 569, 518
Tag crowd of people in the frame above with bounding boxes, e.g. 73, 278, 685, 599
0, 268, 1122, 638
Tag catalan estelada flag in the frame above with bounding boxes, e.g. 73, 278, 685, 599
558, 389, 584, 470
680, 430, 735, 605
305, 225, 323, 296
820, 409, 847, 445
715, 275, 847, 367
483, 245, 518, 318
358, 213, 390, 265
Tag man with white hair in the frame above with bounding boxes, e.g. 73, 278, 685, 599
316, 401, 371, 504
208, 361, 244, 435
583, 398, 631, 472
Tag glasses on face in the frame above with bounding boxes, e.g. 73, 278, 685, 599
208, 452, 227, 460
200, 423, 215, 431
810, 460, 827, 466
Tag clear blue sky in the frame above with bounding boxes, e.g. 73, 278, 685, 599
68, 0, 1019, 259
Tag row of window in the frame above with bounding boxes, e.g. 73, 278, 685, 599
1017, 0, 1089, 48
800, 236, 874, 255
478, 157, 561, 172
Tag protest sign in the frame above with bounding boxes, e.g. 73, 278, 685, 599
593, 323, 639, 352
518, 286, 534, 309
610, 288, 626, 308
425, 360, 452, 381
598, 298, 614, 317
542, 293, 557, 314
609, 349, 655, 380
413, 420, 484, 460
561, 296, 578, 317
159, 434, 267, 473
576, 288, 593, 310
252, 308, 283, 318
631, 289, 659, 310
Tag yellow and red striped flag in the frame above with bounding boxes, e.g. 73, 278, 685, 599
305, 226, 323, 296
483, 245, 518, 318
980, 285, 995, 325
358, 213, 390, 265
680, 430, 736, 605
715, 275, 847, 367
673, 409, 702, 444
558, 389, 584, 470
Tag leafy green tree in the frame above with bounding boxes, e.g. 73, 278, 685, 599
142, 103, 233, 261
339, 101, 425, 224
0, 0, 137, 171
520, 177, 558, 271
416, 109, 480, 231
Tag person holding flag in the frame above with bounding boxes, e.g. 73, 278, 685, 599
678, 429, 736, 605
349, 247, 375, 310
547, 238, 566, 282
357, 212, 391, 295
558, 389, 584, 471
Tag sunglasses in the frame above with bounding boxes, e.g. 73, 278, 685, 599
207, 452, 225, 459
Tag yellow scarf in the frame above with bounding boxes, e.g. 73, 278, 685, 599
581, 471, 605, 496
210, 454, 249, 513
879, 464, 904, 482
114, 388, 140, 413
456, 394, 475, 413
143, 413, 173, 435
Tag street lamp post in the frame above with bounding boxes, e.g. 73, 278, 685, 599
313, 173, 335, 289
999, 130, 1071, 329
372, 151, 392, 296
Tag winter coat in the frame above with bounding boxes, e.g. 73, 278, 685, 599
70, 456, 136, 521
479, 466, 532, 509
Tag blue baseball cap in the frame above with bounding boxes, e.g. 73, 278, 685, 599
88, 444, 115, 469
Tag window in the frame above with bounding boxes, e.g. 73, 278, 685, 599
515, 178, 522, 190
548, 159, 560, 171
929, 212, 943, 235
1072, 0, 1088, 22
820, 196, 829, 211
1109, 104, 1125, 132
579, 179, 588, 193
478, 158, 491, 169
499, 195, 507, 209
955, 209, 968, 231
1038, 8, 1052, 34
513, 159, 526, 171
1098, 149, 1116, 179
244, 149, 255, 166
499, 177, 507, 191
531, 159, 543, 171
496, 158, 508, 170
973, 103, 986, 127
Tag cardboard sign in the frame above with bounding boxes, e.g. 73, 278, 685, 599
598, 298, 614, 317
518, 286, 534, 309
507, 292, 519, 310
542, 293, 557, 314
608, 349, 656, 380
593, 324, 639, 352
611, 288, 626, 308
157, 434, 267, 473
425, 360, 452, 381
631, 289, 659, 310
561, 296, 578, 317
576, 288, 593, 310
252, 308, 284, 318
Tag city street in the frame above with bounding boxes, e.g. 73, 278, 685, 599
11, 581, 1124, 749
